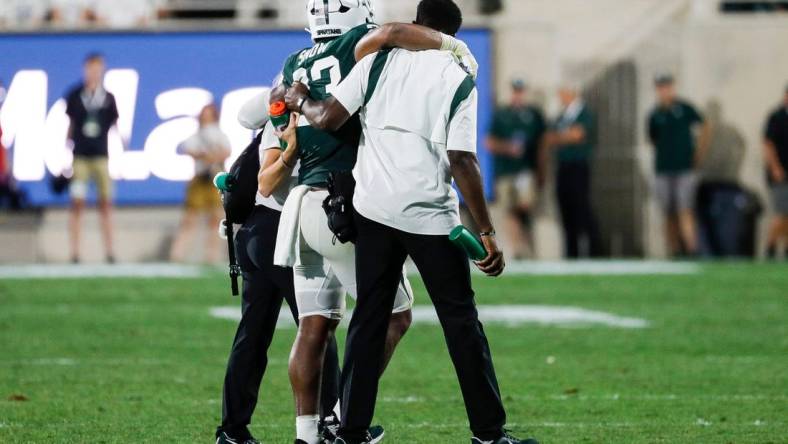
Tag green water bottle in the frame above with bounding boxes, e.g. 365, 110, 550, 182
269, 101, 290, 149
213, 172, 234, 192
449, 225, 487, 261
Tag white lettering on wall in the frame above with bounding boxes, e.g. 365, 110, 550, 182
220, 87, 268, 169
146, 88, 213, 182
0, 69, 264, 183
1, 70, 48, 181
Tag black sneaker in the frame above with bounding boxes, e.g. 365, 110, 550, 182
333, 426, 385, 444
216, 431, 260, 444
368, 425, 384, 444
320, 415, 340, 442
471, 433, 539, 444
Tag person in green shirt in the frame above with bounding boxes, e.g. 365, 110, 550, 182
484, 79, 546, 259
647, 74, 711, 257
540, 84, 600, 258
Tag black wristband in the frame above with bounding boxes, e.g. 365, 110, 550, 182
479, 230, 496, 237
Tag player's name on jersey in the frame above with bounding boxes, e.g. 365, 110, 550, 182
297, 41, 331, 65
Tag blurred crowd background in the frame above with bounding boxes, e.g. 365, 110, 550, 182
1, 0, 787, 264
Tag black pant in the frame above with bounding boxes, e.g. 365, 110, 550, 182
218, 205, 340, 438
339, 212, 506, 441
556, 161, 600, 258
0, 180, 23, 210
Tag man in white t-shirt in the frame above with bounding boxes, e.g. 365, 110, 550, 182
0, 0, 48, 29
283, 1, 537, 443
50, 0, 93, 28
93, 0, 160, 28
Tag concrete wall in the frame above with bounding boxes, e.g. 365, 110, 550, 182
632, 16, 788, 257
0, 207, 224, 264
487, 1, 786, 258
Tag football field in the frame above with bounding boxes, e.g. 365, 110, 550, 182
1, 262, 786, 443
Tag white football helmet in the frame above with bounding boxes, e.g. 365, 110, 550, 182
306, 0, 375, 41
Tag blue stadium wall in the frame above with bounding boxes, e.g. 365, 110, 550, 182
0, 29, 493, 206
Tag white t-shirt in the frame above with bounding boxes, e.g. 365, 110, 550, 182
93, 0, 158, 28
0, 0, 49, 28
50, 0, 92, 27
179, 124, 231, 177
332, 49, 477, 235
255, 121, 299, 212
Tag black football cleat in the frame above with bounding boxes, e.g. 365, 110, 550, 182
216, 431, 260, 444
471, 432, 539, 444
368, 425, 385, 444
333, 425, 385, 444
320, 415, 340, 442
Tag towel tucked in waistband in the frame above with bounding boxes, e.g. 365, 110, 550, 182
273, 184, 310, 267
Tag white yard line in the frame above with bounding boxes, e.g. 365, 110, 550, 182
210, 305, 650, 329
483, 260, 700, 276
0, 263, 203, 279
0, 260, 699, 280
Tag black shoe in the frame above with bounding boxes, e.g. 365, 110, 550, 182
71, 256, 80, 264
471, 433, 539, 444
106, 254, 116, 264
295, 440, 308, 444
368, 425, 384, 444
320, 415, 340, 442
216, 431, 260, 444
333, 426, 384, 444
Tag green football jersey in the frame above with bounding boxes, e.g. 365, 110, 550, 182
281, 23, 376, 187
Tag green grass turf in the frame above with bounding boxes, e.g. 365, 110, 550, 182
0, 263, 786, 443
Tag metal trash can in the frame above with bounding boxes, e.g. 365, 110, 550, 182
696, 181, 762, 258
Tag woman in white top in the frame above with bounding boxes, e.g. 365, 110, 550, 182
170, 104, 232, 263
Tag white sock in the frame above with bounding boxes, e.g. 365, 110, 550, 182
296, 414, 320, 444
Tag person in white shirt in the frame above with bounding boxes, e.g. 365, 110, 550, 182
50, 0, 94, 28
93, 0, 160, 28
170, 104, 231, 263
0, 0, 49, 29
283, 1, 536, 443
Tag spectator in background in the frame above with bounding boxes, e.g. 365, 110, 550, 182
65, 53, 119, 263
93, 0, 162, 28
485, 79, 546, 259
647, 74, 711, 257
169, 104, 231, 264
700, 99, 745, 182
1, 80, 24, 210
0, 0, 49, 29
763, 84, 788, 259
541, 84, 600, 259
50, 0, 95, 28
